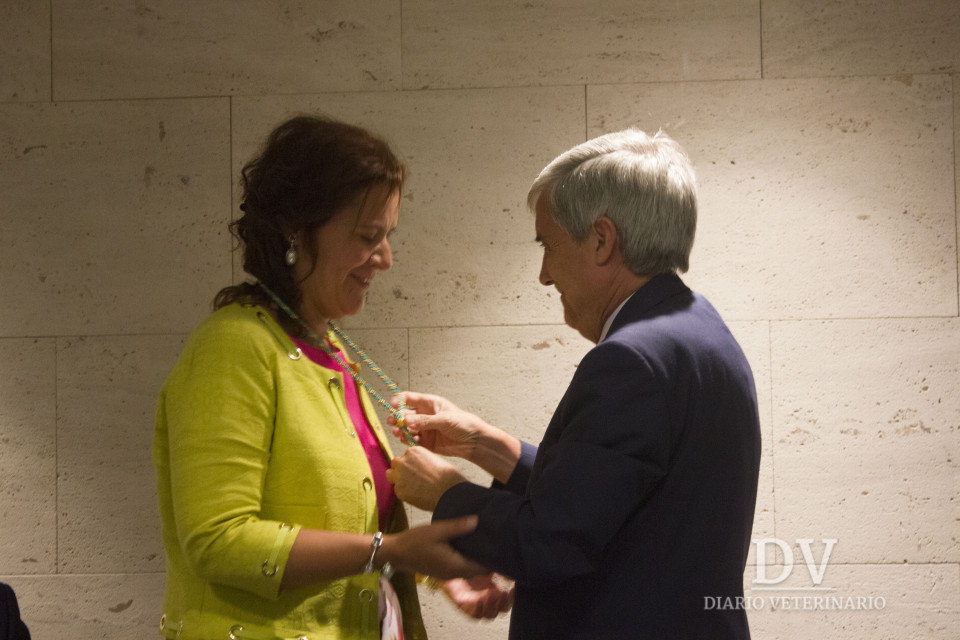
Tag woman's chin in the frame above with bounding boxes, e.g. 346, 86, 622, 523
340, 298, 367, 319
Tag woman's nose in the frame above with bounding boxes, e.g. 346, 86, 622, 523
375, 238, 393, 270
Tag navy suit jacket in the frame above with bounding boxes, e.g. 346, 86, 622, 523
434, 273, 761, 639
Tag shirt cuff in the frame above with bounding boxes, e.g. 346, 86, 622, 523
490, 440, 537, 494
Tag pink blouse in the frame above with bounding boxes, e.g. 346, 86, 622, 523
292, 337, 397, 528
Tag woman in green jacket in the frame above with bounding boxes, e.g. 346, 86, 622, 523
154, 115, 508, 640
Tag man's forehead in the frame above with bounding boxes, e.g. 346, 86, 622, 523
534, 198, 562, 238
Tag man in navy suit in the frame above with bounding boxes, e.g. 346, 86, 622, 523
387, 129, 761, 639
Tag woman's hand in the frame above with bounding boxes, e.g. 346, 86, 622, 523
383, 516, 485, 580
443, 574, 515, 619
386, 446, 466, 512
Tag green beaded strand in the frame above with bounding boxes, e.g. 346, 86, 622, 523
258, 282, 417, 446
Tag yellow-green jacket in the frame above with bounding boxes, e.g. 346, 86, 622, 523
153, 302, 426, 640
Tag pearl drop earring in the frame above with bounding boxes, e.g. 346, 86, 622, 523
284, 235, 297, 266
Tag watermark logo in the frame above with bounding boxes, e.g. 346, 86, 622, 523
703, 538, 887, 612
753, 537, 837, 588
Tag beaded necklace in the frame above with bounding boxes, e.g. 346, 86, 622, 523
258, 281, 417, 446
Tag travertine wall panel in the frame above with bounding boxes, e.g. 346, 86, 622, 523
56, 335, 183, 573
762, 0, 960, 78
51, 1, 401, 100
3, 573, 165, 638
408, 325, 589, 447
0, 339, 56, 574
0, 98, 232, 337
232, 88, 585, 329
771, 319, 960, 564
0, 1, 50, 101
745, 564, 960, 639
402, 0, 760, 89
588, 75, 957, 320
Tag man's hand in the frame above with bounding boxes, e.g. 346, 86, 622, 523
390, 391, 495, 460
443, 574, 515, 619
386, 446, 467, 512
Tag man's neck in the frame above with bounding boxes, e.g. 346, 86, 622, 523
593, 271, 652, 342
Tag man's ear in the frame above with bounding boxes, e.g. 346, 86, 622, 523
591, 215, 619, 266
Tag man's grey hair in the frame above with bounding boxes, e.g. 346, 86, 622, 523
527, 128, 697, 275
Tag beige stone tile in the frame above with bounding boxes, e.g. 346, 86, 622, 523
2, 572, 165, 639
52, 2, 401, 100
744, 563, 960, 639
762, 1, 960, 79
402, 0, 760, 89
409, 325, 590, 446
232, 87, 585, 330
588, 75, 956, 320
771, 319, 960, 564
0, 99, 232, 337
0, 1, 50, 101
0, 339, 56, 574
57, 334, 185, 573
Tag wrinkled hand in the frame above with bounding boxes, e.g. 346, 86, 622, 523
443, 574, 515, 619
386, 446, 467, 512
386, 516, 486, 580
390, 391, 487, 460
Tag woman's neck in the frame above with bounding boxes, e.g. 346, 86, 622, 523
296, 299, 330, 339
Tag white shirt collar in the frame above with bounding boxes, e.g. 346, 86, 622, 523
598, 292, 636, 343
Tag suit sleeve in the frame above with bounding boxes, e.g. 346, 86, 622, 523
434, 341, 669, 588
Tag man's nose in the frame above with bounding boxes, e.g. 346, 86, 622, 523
539, 257, 552, 286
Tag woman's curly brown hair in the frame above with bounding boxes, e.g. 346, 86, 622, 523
214, 114, 405, 335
